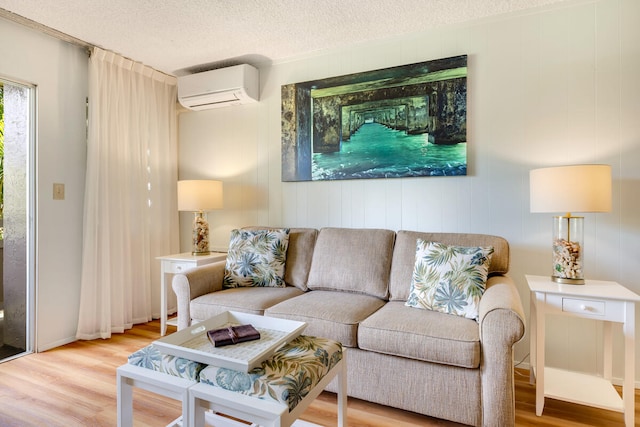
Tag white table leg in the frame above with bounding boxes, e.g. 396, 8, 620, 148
623, 302, 635, 427
529, 291, 537, 385
534, 291, 545, 416
117, 369, 134, 427
117, 364, 195, 426
188, 389, 204, 427
337, 352, 347, 427
603, 321, 612, 381
160, 263, 168, 336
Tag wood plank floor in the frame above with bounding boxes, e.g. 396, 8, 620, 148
0, 319, 637, 426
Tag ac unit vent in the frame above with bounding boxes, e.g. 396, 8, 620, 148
178, 64, 259, 110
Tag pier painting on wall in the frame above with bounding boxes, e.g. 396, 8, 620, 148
281, 55, 467, 182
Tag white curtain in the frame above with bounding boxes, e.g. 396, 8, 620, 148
76, 47, 179, 340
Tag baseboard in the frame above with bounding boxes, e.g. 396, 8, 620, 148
37, 335, 77, 352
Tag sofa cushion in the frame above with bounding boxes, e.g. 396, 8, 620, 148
406, 240, 493, 321
223, 228, 290, 288
265, 290, 386, 348
389, 230, 509, 301
358, 301, 480, 368
243, 226, 318, 291
190, 287, 305, 321
307, 227, 395, 299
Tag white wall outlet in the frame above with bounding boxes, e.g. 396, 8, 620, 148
53, 183, 65, 200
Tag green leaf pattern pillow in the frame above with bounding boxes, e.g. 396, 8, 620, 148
406, 239, 493, 320
223, 228, 290, 287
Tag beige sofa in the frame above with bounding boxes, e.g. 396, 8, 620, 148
172, 227, 525, 427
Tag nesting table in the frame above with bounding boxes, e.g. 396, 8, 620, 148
117, 312, 347, 427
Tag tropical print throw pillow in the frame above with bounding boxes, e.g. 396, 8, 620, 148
223, 228, 290, 287
406, 239, 493, 321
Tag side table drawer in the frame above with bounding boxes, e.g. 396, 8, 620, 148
562, 298, 606, 317
165, 261, 194, 274
542, 293, 627, 322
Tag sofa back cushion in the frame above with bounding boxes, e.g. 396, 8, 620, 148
243, 226, 318, 291
389, 230, 510, 301
307, 227, 395, 299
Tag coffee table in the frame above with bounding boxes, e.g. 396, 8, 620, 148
188, 336, 346, 427
117, 312, 346, 427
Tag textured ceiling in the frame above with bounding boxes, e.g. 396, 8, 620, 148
0, 0, 571, 76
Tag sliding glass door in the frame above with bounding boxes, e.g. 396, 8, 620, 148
0, 78, 35, 362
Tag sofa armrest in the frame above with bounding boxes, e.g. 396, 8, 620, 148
477, 275, 526, 427
171, 261, 226, 330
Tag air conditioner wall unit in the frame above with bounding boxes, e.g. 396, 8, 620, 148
178, 64, 259, 110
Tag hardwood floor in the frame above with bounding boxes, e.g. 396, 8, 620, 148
0, 319, 636, 426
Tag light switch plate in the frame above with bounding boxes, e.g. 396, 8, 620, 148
53, 183, 65, 200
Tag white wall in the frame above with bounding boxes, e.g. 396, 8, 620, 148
180, 0, 640, 383
0, 18, 88, 351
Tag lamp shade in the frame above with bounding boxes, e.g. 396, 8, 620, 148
177, 180, 223, 212
530, 164, 612, 214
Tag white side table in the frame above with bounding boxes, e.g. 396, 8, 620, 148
526, 274, 640, 427
157, 252, 227, 336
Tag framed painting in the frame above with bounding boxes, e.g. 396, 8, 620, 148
281, 55, 467, 182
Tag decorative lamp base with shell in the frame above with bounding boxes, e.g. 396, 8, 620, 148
191, 211, 210, 255
551, 215, 584, 284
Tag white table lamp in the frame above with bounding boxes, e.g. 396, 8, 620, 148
530, 164, 611, 284
177, 180, 223, 255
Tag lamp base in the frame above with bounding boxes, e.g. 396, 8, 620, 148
191, 212, 210, 255
551, 215, 585, 286
551, 276, 585, 285
192, 250, 211, 256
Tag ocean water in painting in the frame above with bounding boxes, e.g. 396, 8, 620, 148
311, 122, 466, 180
